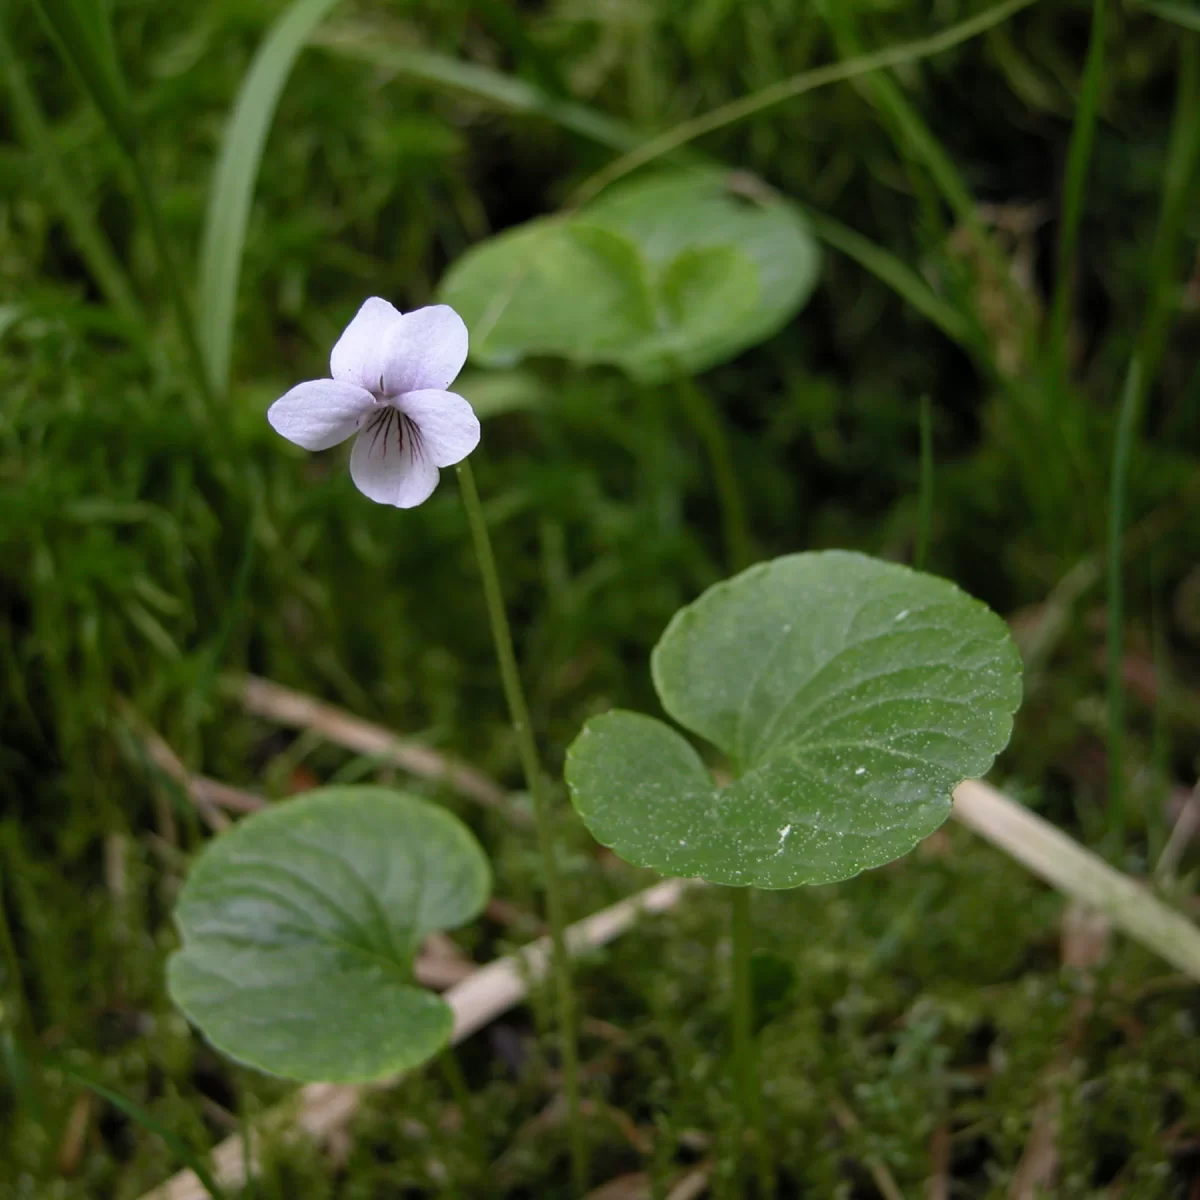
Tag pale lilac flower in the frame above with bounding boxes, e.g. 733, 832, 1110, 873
268, 298, 479, 508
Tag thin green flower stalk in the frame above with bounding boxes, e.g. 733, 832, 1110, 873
265, 297, 586, 1192
456, 458, 586, 1193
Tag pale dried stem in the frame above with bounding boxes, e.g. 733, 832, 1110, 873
237, 675, 525, 822
1156, 781, 1200, 882
952, 780, 1200, 980
120, 704, 263, 832
666, 1167, 712, 1200
133, 689, 1200, 1198
138, 878, 693, 1200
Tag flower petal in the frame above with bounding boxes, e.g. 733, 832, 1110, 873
380, 305, 469, 395
396, 389, 480, 468
349, 409, 440, 508
267, 379, 375, 450
330, 297, 403, 391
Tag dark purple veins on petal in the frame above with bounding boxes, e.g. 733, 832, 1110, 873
365, 406, 424, 462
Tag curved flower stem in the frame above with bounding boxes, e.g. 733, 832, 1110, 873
0, 860, 45, 1127
1106, 358, 1142, 850
455, 459, 586, 1194
730, 886, 772, 1198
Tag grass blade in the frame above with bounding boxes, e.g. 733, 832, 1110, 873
31, 0, 215, 402
59, 1068, 227, 1200
30, 0, 133, 153
567, 0, 1039, 208
1136, 33, 1200, 385
317, 7, 1012, 365
1, 1028, 42, 1125
0, 16, 141, 326
1139, 0, 1200, 32
1107, 33, 1200, 845
1047, 0, 1108, 377
314, 25, 649, 154
916, 395, 934, 571
801, 208, 982, 356
198, 0, 344, 395
814, 0, 1035, 364
1105, 358, 1143, 844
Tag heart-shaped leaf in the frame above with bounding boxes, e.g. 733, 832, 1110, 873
167, 786, 490, 1082
439, 169, 819, 382
440, 219, 657, 370
565, 552, 1022, 888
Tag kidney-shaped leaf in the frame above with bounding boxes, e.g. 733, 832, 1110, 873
167, 786, 490, 1082
583, 170, 819, 376
566, 552, 1022, 888
439, 169, 819, 382
439, 219, 658, 370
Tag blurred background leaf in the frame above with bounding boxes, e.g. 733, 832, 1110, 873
442, 169, 819, 382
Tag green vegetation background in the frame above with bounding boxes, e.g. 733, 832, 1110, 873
2, 0, 1200, 1195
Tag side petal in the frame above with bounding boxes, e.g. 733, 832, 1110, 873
330, 297, 403, 391
267, 379, 375, 450
349, 411, 441, 508
397, 389, 480, 468
380, 305, 469, 395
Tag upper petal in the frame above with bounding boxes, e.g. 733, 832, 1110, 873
330, 297, 403, 391
396, 389, 480, 468
380, 305, 469, 395
349, 409, 441, 508
267, 379, 375, 450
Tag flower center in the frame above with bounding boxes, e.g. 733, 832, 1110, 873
366, 404, 422, 460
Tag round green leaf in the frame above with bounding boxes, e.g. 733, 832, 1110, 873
565, 552, 1022, 888
167, 787, 490, 1082
438, 169, 819, 382
583, 170, 820, 377
440, 219, 657, 369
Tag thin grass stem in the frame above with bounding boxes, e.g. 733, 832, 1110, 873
0, 20, 142, 325
1138, 33, 1200, 386
1048, 0, 1108, 378
817, 1, 1035, 363
1106, 358, 1142, 847
566, 0, 1038, 209
128, 153, 217, 404
1106, 33, 1200, 849
61, 1068, 228, 1200
674, 374, 754, 572
916, 396, 934, 571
